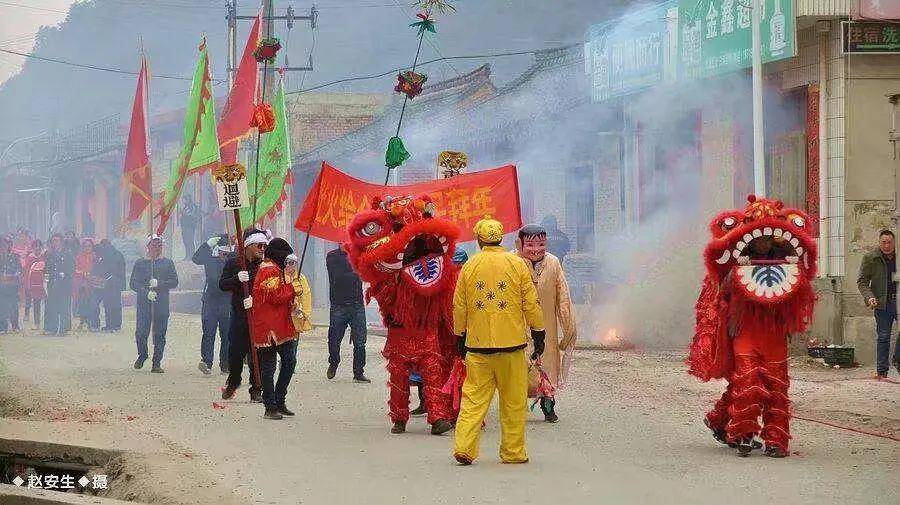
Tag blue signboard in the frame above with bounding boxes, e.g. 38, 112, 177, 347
584, 1, 676, 103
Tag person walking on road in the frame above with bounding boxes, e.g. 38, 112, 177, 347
857, 229, 900, 379
220, 229, 267, 402
193, 234, 233, 375
44, 234, 74, 336
325, 246, 369, 383
452, 216, 545, 465
130, 235, 179, 373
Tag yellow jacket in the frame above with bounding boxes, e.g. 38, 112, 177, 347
287, 272, 313, 333
453, 246, 544, 349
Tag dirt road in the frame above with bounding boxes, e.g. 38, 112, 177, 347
1, 311, 897, 505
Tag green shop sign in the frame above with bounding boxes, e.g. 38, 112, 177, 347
678, 0, 795, 79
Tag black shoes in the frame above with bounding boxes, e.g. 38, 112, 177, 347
431, 419, 453, 435
198, 361, 211, 375
326, 364, 337, 380
133, 358, 145, 370
353, 375, 371, 383
221, 386, 237, 400
540, 397, 559, 423
278, 405, 295, 416
410, 404, 427, 416
411, 384, 426, 416
391, 421, 406, 434
151, 366, 165, 374
704, 418, 729, 445
736, 437, 763, 457
765, 445, 788, 458
264, 408, 283, 420
249, 387, 262, 403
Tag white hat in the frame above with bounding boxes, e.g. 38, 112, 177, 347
286, 253, 299, 264
146, 234, 163, 245
245, 232, 269, 247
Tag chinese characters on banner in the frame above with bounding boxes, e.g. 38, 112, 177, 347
212, 163, 250, 211
584, 1, 673, 103
843, 22, 900, 54
678, 0, 795, 80
294, 163, 522, 243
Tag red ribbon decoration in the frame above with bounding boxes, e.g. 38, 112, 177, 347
441, 358, 467, 411
250, 102, 276, 133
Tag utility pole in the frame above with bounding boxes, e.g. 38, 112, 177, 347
751, 0, 766, 197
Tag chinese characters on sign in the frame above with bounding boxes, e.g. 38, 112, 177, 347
585, 1, 674, 102
11, 472, 109, 490
843, 22, 900, 54
212, 163, 250, 211
679, 0, 795, 80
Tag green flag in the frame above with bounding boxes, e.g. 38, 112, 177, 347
241, 79, 292, 226
157, 38, 220, 234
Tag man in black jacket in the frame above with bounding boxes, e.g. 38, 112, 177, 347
193, 233, 233, 375
44, 233, 74, 335
0, 236, 22, 333
325, 246, 369, 383
130, 235, 179, 373
220, 228, 267, 401
93, 239, 126, 332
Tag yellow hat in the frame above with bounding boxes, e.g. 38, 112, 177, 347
474, 215, 504, 243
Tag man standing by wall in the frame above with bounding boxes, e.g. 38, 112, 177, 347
857, 229, 900, 379
452, 217, 545, 465
44, 234, 74, 336
325, 245, 369, 383
130, 235, 179, 373
220, 229, 267, 401
193, 234, 233, 375
515, 224, 577, 423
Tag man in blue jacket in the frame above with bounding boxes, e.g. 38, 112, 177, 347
130, 235, 179, 373
193, 234, 233, 375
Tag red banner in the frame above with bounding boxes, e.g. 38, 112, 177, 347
294, 162, 522, 242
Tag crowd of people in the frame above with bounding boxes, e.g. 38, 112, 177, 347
0, 228, 126, 335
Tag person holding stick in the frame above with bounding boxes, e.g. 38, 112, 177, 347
220, 228, 267, 402
130, 235, 179, 373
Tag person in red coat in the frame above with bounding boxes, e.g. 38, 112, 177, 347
23, 239, 46, 329
251, 238, 302, 420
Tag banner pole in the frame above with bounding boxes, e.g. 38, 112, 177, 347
296, 164, 325, 275
232, 208, 262, 390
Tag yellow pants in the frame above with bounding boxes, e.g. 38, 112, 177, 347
453, 349, 528, 463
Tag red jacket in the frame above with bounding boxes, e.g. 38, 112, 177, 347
250, 260, 298, 347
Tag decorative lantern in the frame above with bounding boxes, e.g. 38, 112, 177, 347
394, 71, 428, 100
253, 37, 281, 64
250, 103, 276, 133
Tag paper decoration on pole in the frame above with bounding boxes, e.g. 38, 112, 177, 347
253, 37, 281, 64
385, 137, 411, 169
409, 12, 436, 35
250, 102, 276, 133
437, 150, 467, 179
213, 163, 250, 211
412, 0, 456, 14
395, 71, 428, 99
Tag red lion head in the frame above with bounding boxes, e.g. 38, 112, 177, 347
345, 194, 460, 296
704, 195, 817, 305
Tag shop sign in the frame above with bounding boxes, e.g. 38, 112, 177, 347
678, 0, 795, 79
584, 1, 674, 102
842, 21, 900, 54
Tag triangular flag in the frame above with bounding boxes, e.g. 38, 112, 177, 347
123, 54, 152, 223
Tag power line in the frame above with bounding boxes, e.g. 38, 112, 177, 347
0, 1, 69, 14
286, 49, 537, 95
0, 47, 224, 82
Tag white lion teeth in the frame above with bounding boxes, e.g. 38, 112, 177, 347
790, 238, 799, 247
736, 241, 746, 252
439, 236, 447, 244
442, 245, 449, 253
743, 233, 753, 243
796, 246, 804, 256
763, 227, 773, 236
774, 228, 784, 237
752, 229, 763, 238
783, 231, 793, 241
396, 253, 404, 260
733, 249, 742, 260
715, 250, 731, 264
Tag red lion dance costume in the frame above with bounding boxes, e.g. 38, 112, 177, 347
688, 195, 817, 458
345, 194, 460, 435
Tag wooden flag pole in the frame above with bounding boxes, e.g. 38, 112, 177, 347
231, 207, 262, 390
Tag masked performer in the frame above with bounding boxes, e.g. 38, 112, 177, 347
515, 224, 577, 423
344, 195, 459, 435
688, 195, 817, 458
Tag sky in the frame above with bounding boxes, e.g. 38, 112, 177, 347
0, 0, 75, 84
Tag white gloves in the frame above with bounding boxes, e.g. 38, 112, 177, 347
243, 296, 253, 309
149, 278, 158, 288
147, 291, 158, 302
237, 271, 250, 282
207, 236, 220, 248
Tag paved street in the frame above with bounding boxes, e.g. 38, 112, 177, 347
0, 310, 897, 505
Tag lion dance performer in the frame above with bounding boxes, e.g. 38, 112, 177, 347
345, 194, 459, 435
688, 195, 817, 458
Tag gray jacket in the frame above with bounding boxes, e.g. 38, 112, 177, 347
857, 248, 896, 309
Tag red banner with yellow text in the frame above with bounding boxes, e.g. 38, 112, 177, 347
294, 162, 522, 242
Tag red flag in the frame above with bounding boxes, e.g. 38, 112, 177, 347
294, 163, 523, 242
123, 55, 152, 222
218, 12, 261, 165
